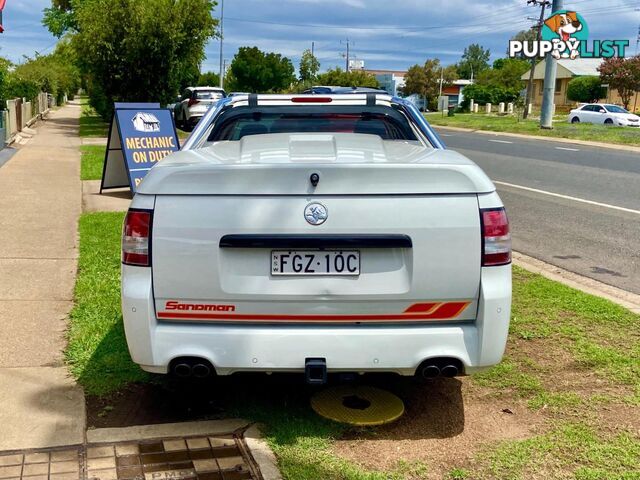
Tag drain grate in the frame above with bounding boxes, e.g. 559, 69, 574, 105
0, 432, 259, 480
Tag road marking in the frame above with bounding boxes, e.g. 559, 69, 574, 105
494, 181, 640, 216
440, 134, 453, 137
488, 139, 513, 144
555, 146, 580, 151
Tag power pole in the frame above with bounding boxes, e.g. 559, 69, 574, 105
342, 39, 350, 72
523, 0, 550, 119
311, 41, 315, 57
540, 0, 562, 128
218, 0, 224, 89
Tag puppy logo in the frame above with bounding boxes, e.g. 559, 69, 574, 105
544, 11, 583, 59
542, 10, 588, 60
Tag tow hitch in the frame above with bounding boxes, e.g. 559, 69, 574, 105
305, 358, 327, 385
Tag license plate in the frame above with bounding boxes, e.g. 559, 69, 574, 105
271, 250, 360, 276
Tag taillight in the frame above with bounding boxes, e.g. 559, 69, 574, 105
188, 98, 200, 107
481, 208, 511, 266
122, 209, 152, 266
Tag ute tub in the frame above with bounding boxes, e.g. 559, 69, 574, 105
121, 263, 511, 375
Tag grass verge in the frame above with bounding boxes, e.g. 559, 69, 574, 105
67, 212, 148, 395
80, 145, 106, 180
79, 99, 110, 138
426, 113, 640, 146
70, 213, 640, 478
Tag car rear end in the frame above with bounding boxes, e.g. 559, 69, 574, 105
186, 88, 225, 127
121, 94, 512, 381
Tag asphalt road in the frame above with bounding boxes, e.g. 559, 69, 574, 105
435, 127, 640, 294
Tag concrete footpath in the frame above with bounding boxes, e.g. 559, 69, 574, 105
0, 102, 85, 450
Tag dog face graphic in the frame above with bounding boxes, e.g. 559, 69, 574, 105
545, 11, 582, 42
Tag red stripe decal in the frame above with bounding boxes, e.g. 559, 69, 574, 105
157, 301, 470, 323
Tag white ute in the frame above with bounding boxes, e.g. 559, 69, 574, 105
121, 94, 512, 382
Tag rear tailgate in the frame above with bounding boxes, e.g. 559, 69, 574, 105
151, 194, 481, 323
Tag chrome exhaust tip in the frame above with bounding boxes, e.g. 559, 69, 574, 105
173, 363, 192, 378
192, 363, 211, 378
440, 365, 459, 378
422, 365, 441, 378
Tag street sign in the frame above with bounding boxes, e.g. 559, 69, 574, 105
100, 103, 179, 194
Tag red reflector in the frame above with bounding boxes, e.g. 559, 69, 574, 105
481, 208, 511, 267
122, 209, 152, 266
291, 97, 333, 103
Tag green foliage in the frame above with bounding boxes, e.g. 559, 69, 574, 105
70, 0, 219, 118
315, 67, 380, 89
299, 49, 320, 83
460, 83, 521, 109
11, 40, 81, 104
198, 71, 220, 88
401, 59, 456, 110
476, 58, 529, 91
457, 43, 490, 79
598, 56, 640, 109
567, 76, 607, 103
228, 46, 296, 93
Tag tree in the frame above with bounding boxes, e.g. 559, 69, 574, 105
566, 76, 607, 103
457, 44, 490, 80
198, 71, 220, 87
68, 0, 218, 118
299, 49, 320, 83
12, 40, 81, 103
476, 58, 529, 90
401, 59, 457, 110
315, 68, 379, 88
42, 0, 77, 37
598, 56, 640, 110
229, 46, 296, 93
508, 29, 537, 59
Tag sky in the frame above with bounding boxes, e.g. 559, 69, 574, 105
0, 0, 638, 74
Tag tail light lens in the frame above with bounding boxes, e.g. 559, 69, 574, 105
122, 209, 152, 266
188, 98, 200, 107
481, 208, 511, 266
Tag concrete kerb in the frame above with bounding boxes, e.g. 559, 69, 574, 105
434, 125, 640, 153
513, 251, 640, 314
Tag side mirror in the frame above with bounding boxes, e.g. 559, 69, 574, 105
599, 109, 605, 113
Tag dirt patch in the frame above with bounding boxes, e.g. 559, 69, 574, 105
333, 378, 544, 478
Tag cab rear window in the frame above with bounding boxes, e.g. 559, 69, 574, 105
208, 107, 418, 142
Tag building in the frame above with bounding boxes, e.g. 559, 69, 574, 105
442, 80, 474, 109
363, 69, 407, 96
520, 58, 640, 110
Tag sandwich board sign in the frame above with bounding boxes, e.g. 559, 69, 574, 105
100, 103, 180, 193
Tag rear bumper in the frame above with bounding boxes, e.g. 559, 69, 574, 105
121, 265, 511, 375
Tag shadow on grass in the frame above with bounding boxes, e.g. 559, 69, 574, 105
80, 111, 109, 138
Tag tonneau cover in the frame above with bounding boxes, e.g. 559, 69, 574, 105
137, 133, 495, 195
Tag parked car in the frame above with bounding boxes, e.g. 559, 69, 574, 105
568, 103, 640, 127
121, 94, 512, 383
174, 87, 226, 130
